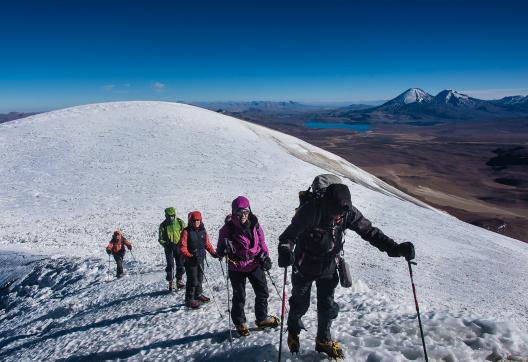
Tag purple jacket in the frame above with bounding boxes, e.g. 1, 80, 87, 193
216, 196, 269, 272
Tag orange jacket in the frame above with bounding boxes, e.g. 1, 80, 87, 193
106, 231, 132, 254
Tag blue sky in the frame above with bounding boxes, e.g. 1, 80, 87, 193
1, 0, 527, 112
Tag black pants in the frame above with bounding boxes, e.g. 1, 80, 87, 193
184, 260, 204, 302
229, 266, 269, 325
113, 251, 125, 277
287, 264, 340, 341
164, 243, 185, 281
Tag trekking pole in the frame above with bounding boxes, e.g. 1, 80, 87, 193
219, 258, 226, 279
129, 250, 142, 275
407, 261, 429, 362
107, 254, 111, 281
220, 257, 233, 346
278, 267, 288, 362
198, 263, 223, 318
265, 269, 289, 315
130, 250, 138, 263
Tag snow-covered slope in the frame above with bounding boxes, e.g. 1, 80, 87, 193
1, 101, 527, 361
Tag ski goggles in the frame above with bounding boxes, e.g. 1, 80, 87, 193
235, 209, 250, 216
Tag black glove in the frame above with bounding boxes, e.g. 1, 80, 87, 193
278, 244, 294, 267
395, 242, 415, 261
106, 249, 112, 255
258, 253, 272, 271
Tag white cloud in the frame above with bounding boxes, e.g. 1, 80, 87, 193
152, 82, 166, 92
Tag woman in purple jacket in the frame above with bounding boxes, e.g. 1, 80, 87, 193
217, 196, 279, 336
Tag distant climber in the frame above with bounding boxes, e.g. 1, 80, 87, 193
106, 230, 132, 278
159, 207, 186, 291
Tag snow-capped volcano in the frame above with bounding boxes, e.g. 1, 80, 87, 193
399, 88, 434, 104
375, 88, 434, 111
0, 102, 527, 361
435, 89, 476, 106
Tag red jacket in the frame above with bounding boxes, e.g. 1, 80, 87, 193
180, 228, 216, 258
180, 211, 216, 258
106, 231, 132, 254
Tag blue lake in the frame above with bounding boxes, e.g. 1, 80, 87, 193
304, 121, 370, 132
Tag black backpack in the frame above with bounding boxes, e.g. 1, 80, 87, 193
297, 174, 343, 211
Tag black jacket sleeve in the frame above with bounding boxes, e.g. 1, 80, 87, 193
278, 202, 318, 246
346, 205, 399, 256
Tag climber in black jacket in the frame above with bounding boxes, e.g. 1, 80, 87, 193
278, 183, 415, 359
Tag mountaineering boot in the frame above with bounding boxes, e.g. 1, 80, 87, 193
287, 331, 300, 354
196, 294, 210, 303
185, 300, 202, 309
315, 337, 345, 359
255, 315, 280, 328
236, 323, 250, 337
176, 278, 185, 289
168, 280, 174, 292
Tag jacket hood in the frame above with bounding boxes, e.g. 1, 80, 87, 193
165, 207, 176, 217
188, 211, 204, 230
188, 211, 202, 223
231, 196, 251, 215
321, 184, 352, 216
231, 196, 253, 229
112, 230, 123, 242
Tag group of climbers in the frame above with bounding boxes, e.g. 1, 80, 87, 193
103, 174, 416, 359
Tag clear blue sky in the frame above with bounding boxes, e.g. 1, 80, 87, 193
1, 0, 527, 112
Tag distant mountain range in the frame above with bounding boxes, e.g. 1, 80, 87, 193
343, 88, 528, 121
191, 100, 322, 113
0, 112, 39, 124
191, 90, 528, 122
3, 91, 527, 126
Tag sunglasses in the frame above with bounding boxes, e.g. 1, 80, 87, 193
236, 210, 250, 216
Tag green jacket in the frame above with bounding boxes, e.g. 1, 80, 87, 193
159, 218, 186, 245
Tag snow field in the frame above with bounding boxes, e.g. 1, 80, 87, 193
1, 101, 527, 361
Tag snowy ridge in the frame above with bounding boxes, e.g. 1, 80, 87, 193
434, 90, 474, 106
1, 101, 527, 361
